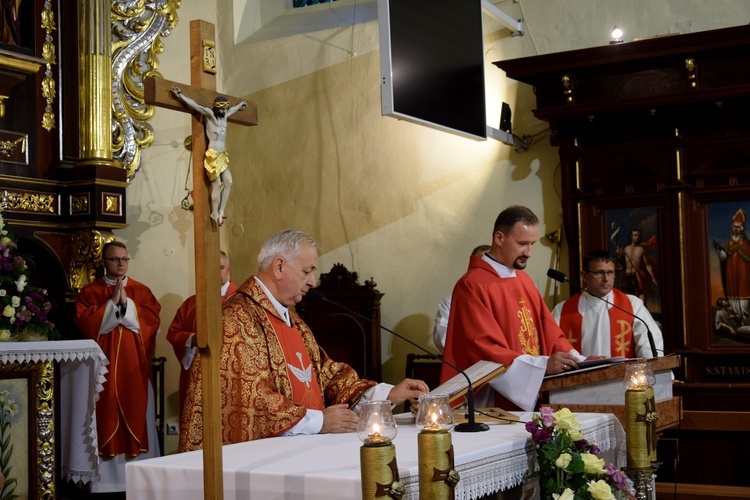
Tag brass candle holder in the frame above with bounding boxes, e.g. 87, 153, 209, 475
357, 401, 404, 500
623, 361, 660, 500
415, 394, 460, 500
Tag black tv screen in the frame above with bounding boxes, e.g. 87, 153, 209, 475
378, 0, 487, 140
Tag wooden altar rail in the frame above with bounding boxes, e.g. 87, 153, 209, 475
545, 398, 681, 434
655, 482, 750, 499
679, 410, 750, 432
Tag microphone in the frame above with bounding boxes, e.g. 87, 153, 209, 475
306, 289, 490, 432
546, 269, 659, 358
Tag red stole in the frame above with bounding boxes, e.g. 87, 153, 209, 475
266, 312, 325, 410
559, 290, 635, 358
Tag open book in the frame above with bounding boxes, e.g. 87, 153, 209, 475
544, 356, 634, 379
429, 360, 505, 405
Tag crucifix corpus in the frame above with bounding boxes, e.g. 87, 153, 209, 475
144, 19, 258, 500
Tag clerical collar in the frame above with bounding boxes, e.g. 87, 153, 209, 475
254, 276, 291, 326
482, 253, 517, 278
221, 281, 231, 297
583, 289, 613, 306
103, 275, 128, 286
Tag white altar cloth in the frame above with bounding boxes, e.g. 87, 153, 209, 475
126, 412, 624, 500
0, 339, 108, 484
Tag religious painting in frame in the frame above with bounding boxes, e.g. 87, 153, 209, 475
704, 200, 750, 347
605, 206, 663, 327
0, 360, 54, 500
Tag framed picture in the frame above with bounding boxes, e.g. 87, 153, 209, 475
606, 205, 663, 324
0, 360, 54, 500
705, 200, 750, 346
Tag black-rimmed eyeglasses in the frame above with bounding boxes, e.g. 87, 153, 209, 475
586, 270, 615, 278
104, 257, 130, 263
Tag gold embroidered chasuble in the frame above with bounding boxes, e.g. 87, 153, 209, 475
179, 278, 376, 451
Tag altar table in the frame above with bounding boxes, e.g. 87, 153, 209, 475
0, 339, 108, 484
126, 412, 624, 500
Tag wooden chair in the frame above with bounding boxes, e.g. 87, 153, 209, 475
296, 263, 383, 381
151, 356, 166, 455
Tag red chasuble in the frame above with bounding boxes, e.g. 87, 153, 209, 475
166, 281, 238, 421
179, 278, 376, 451
74, 278, 161, 457
440, 256, 574, 408
558, 290, 636, 358
266, 312, 325, 410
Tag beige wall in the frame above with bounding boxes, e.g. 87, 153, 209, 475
115, 0, 750, 454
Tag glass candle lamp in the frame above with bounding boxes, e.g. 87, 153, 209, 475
415, 394, 459, 499
357, 400, 398, 445
415, 394, 455, 433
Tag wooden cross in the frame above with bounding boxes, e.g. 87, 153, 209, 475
144, 20, 258, 499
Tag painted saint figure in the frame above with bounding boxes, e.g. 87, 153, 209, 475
617, 229, 659, 306
172, 87, 247, 225
714, 208, 750, 325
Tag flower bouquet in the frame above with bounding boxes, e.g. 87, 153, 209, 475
0, 210, 56, 341
526, 407, 634, 500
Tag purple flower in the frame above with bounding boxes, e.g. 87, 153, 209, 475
530, 426, 553, 444
574, 438, 588, 450
525, 419, 539, 434
605, 463, 628, 490
589, 444, 601, 456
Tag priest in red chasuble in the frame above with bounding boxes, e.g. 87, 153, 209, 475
440, 205, 593, 411
551, 250, 664, 359
179, 229, 428, 451
167, 251, 239, 422
74, 241, 161, 492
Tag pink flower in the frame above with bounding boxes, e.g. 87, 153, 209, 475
540, 406, 555, 427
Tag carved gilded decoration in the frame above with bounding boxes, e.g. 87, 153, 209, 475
102, 192, 122, 216
0, 134, 27, 164
41, 0, 57, 131
111, 0, 181, 181
70, 193, 90, 215
1, 189, 57, 214
685, 58, 697, 89
70, 229, 112, 294
0, 360, 55, 499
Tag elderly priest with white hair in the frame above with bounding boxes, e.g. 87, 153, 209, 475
179, 229, 428, 450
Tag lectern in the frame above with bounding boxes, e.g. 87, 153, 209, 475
541, 355, 682, 432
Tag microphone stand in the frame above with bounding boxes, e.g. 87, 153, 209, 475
546, 269, 659, 358
306, 290, 489, 432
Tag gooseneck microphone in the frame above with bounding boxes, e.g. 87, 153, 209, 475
305, 289, 490, 432
546, 269, 659, 358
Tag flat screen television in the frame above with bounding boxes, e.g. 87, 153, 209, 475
378, 0, 487, 140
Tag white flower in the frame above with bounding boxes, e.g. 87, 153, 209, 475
15, 274, 26, 292
6, 400, 17, 418
0, 329, 9, 340
0, 289, 6, 297
553, 489, 576, 500
10, 296, 20, 308
2, 305, 14, 318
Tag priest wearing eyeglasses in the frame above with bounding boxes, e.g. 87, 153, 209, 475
73, 240, 162, 494
551, 249, 663, 359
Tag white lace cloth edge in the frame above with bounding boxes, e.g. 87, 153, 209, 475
0, 340, 109, 483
